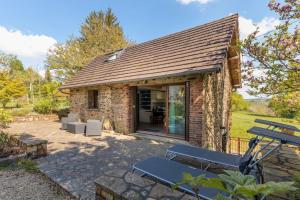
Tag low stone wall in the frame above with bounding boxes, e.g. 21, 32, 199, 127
3, 132, 48, 159
13, 114, 58, 123
263, 144, 300, 200
95, 169, 196, 200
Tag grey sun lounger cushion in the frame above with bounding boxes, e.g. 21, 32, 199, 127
167, 144, 242, 168
255, 119, 300, 132
85, 119, 103, 136
133, 157, 228, 200
248, 126, 300, 146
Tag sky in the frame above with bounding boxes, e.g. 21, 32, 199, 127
0, 0, 281, 99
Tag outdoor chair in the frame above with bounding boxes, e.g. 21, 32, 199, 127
133, 127, 300, 199
61, 113, 80, 130
85, 119, 103, 136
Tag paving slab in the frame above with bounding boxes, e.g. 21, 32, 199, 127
7, 121, 171, 199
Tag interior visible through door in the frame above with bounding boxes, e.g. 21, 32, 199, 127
136, 84, 186, 139
137, 86, 166, 133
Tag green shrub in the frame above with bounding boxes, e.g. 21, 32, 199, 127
0, 109, 12, 128
175, 170, 296, 200
10, 107, 32, 117
33, 99, 54, 114
269, 92, 300, 119
53, 107, 69, 119
0, 131, 9, 144
232, 92, 249, 112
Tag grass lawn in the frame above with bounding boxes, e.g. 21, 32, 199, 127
230, 111, 300, 139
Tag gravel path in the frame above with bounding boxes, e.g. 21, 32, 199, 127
0, 169, 75, 200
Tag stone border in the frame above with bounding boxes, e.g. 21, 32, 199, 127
13, 114, 58, 123
95, 169, 197, 200
2, 132, 48, 159
37, 170, 79, 200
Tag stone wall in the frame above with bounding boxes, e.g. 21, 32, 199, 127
70, 85, 132, 134
95, 169, 196, 200
188, 77, 204, 146
202, 61, 232, 152
263, 144, 300, 200
70, 72, 232, 148
1, 132, 48, 159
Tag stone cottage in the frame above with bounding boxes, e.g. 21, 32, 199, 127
61, 14, 241, 151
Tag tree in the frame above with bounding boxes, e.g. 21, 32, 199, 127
231, 92, 249, 112
9, 57, 24, 74
241, 0, 300, 96
44, 68, 52, 83
24, 67, 41, 103
269, 92, 300, 118
0, 71, 26, 108
47, 8, 128, 81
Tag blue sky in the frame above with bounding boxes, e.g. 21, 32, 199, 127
0, 0, 279, 98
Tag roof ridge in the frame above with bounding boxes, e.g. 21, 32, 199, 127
91, 14, 238, 63
125, 14, 238, 50
61, 14, 240, 89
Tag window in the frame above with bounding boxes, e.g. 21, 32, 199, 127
88, 90, 99, 109
105, 49, 124, 62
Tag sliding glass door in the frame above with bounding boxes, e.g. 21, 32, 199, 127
168, 85, 185, 137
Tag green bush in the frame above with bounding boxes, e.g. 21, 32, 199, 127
0, 131, 9, 144
33, 99, 54, 114
232, 92, 249, 112
269, 92, 300, 119
0, 109, 12, 128
10, 107, 32, 117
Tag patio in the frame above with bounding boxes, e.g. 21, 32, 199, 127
7, 121, 172, 199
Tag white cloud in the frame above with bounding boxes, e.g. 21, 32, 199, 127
239, 16, 280, 39
177, 0, 213, 5
0, 25, 57, 68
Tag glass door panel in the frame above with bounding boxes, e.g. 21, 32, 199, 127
168, 85, 185, 137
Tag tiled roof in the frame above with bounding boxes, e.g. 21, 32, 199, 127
61, 14, 239, 89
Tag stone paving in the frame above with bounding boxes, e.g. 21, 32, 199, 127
7, 121, 171, 199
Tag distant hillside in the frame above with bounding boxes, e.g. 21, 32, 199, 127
245, 99, 274, 116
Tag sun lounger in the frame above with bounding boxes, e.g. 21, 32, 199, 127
166, 144, 242, 169
248, 126, 300, 146
85, 119, 103, 136
133, 157, 228, 200
166, 136, 259, 172
255, 119, 300, 132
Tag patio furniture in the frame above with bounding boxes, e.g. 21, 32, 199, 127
166, 144, 242, 169
247, 126, 300, 146
133, 127, 300, 198
133, 157, 229, 200
166, 137, 259, 170
67, 122, 86, 134
85, 119, 103, 136
255, 119, 300, 132
61, 113, 80, 130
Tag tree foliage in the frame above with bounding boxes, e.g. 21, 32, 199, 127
268, 92, 300, 118
232, 92, 249, 112
0, 71, 27, 108
0, 109, 12, 128
47, 8, 129, 81
240, 0, 300, 96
